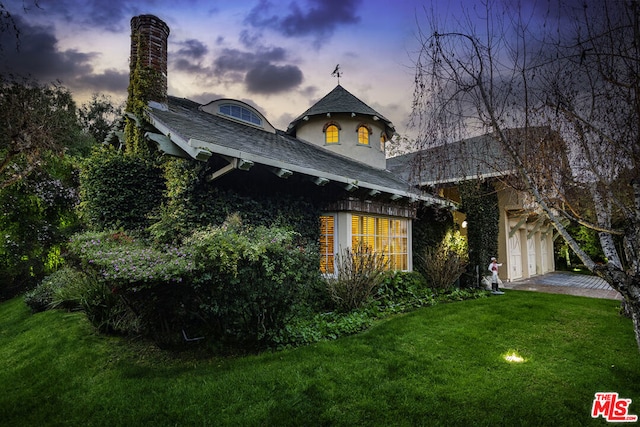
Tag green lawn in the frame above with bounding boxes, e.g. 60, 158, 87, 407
1, 291, 639, 426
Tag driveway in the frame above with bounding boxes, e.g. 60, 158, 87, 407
501, 271, 622, 300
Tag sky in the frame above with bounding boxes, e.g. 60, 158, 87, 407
0, 0, 477, 138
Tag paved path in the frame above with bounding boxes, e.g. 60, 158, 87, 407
501, 271, 622, 300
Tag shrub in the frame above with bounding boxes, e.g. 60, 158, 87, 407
186, 220, 321, 347
326, 243, 389, 312
67, 221, 321, 348
418, 230, 468, 291
78, 278, 140, 335
376, 271, 435, 311
25, 267, 85, 312
79, 148, 165, 231
24, 278, 59, 313
67, 230, 196, 288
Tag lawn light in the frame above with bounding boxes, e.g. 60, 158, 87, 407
503, 350, 525, 363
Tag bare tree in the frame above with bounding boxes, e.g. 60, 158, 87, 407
0, 1, 40, 51
410, 1, 640, 349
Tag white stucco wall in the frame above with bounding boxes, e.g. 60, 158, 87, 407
295, 114, 387, 169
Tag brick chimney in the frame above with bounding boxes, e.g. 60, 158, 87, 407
129, 15, 170, 109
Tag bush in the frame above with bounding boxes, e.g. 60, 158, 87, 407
79, 148, 165, 231
67, 220, 322, 348
67, 230, 196, 287
185, 220, 321, 347
24, 265, 138, 334
326, 242, 389, 312
25, 267, 84, 312
418, 230, 468, 291
376, 271, 435, 311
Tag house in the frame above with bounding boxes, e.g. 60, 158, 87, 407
387, 129, 560, 282
117, 15, 453, 274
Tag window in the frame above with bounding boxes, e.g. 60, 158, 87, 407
380, 133, 387, 151
351, 215, 408, 270
324, 124, 339, 144
357, 125, 370, 145
320, 215, 335, 274
219, 104, 262, 126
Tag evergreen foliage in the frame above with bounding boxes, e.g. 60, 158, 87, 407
79, 147, 165, 231
412, 204, 453, 277
149, 158, 322, 244
459, 180, 499, 287
0, 155, 81, 299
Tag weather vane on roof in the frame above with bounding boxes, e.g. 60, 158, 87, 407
331, 64, 342, 84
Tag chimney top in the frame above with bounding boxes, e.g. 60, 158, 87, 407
129, 14, 170, 108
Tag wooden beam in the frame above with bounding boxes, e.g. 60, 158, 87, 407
145, 132, 190, 158
509, 216, 528, 238
527, 218, 545, 240
272, 168, 293, 179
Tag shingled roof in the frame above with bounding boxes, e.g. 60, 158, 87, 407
387, 134, 513, 186
387, 127, 560, 187
144, 96, 450, 206
287, 85, 395, 135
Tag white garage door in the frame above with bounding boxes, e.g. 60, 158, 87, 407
540, 236, 548, 273
509, 231, 523, 280
527, 237, 537, 276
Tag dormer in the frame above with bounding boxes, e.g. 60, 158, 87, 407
286, 85, 395, 170
199, 99, 276, 134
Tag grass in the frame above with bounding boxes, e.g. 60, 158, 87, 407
1, 291, 639, 426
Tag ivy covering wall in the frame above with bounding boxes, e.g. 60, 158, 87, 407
412, 204, 453, 276
458, 180, 499, 287
149, 157, 323, 245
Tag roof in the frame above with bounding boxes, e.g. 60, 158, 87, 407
144, 96, 450, 206
387, 134, 514, 186
387, 128, 558, 187
287, 85, 394, 134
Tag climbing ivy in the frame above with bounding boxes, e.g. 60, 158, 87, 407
459, 180, 499, 287
412, 204, 453, 277
148, 158, 323, 245
124, 29, 165, 156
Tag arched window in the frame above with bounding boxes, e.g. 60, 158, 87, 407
380, 133, 388, 151
323, 121, 341, 144
219, 103, 262, 126
357, 124, 371, 145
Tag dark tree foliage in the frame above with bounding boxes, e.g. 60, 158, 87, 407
0, 157, 80, 299
412, 204, 452, 277
0, 76, 79, 189
78, 93, 122, 145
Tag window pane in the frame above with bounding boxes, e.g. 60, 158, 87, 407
326, 125, 339, 144
358, 126, 369, 145
219, 104, 262, 126
351, 214, 408, 271
320, 216, 335, 274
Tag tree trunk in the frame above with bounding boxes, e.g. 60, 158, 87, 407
595, 263, 640, 351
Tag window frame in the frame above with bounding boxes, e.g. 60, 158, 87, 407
319, 214, 337, 274
219, 103, 263, 126
323, 121, 341, 145
351, 214, 409, 271
356, 124, 372, 146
